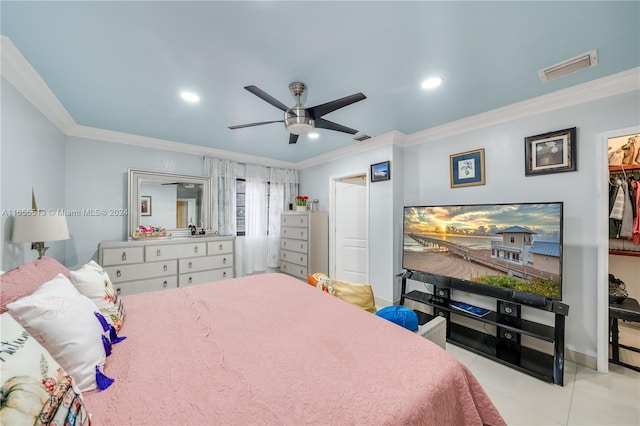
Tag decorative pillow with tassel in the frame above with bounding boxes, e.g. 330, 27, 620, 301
0, 312, 90, 425
70, 261, 125, 331
7, 274, 114, 392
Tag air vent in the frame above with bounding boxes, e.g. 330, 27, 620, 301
538, 50, 598, 82
353, 134, 371, 142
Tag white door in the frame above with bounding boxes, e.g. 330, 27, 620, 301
334, 174, 368, 283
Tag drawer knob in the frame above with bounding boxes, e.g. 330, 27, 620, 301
282, 264, 287, 270
300, 256, 303, 262
283, 229, 287, 235
219, 244, 223, 251
116, 270, 121, 278
156, 249, 161, 257
121, 252, 127, 261
194, 246, 199, 253
283, 253, 286, 258
283, 241, 287, 247
163, 281, 168, 288
189, 277, 193, 284
116, 288, 121, 295
223, 257, 227, 264
163, 264, 168, 272
300, 244, 304, 250
300, 269, 304, 275
188, 261, 193, 269
223, 271, 227, 278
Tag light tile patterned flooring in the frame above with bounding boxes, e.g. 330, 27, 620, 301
447, 344, 640, 425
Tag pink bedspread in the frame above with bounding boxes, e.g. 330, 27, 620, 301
84, 273, 505, 425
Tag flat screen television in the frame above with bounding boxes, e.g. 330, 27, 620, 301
403, 202, 563, 300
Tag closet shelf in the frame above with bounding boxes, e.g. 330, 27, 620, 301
609, 164, 640, 172
609, 250, 640, 258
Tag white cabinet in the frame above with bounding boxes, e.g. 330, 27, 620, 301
98, 236, 235, 295
279, 212, 328, 280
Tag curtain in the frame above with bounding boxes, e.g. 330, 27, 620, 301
267, 167, 299, 267
204, 157, 237, 236
243, 164, 269, 274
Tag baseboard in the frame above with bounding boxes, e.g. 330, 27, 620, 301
566, 347, 597, 370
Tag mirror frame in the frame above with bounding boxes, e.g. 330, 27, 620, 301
127, 168, 212, 238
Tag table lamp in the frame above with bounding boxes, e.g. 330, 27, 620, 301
12, 213, 70, 259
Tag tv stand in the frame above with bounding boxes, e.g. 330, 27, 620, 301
400, 270, 569, 385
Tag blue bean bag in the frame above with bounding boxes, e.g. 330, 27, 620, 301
376, 306, 418, 331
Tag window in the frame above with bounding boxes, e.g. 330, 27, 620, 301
236, 179, 245, 236
236, 178, 271, 236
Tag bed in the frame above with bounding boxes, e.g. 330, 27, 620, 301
1, 257, 505, 425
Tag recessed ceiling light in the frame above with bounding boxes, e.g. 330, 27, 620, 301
180, 91, 200, 103
308, 132, 319, 139
421, 77, 443, 90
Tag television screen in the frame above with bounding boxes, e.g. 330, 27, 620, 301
403, 202, 563, 300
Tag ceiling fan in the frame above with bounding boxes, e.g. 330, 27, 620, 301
228, 82, 366, 144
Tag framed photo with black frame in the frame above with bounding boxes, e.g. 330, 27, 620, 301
524, 127, 576, 176
370, 161, 391, 182
450, 148, 485, 188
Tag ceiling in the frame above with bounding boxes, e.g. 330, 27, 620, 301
1, 1, 639, 164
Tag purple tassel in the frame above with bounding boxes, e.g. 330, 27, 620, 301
95, 365, 114, 391
101, 335, 112, 357
109, 325, 127, 344
94, 312, 110, 332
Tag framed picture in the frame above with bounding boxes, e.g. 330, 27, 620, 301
450, 148, 485, 188
525, 127, 576, 176
140, 195, 152, 216
370, 161, 391, 182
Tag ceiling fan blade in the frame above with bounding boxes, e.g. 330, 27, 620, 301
314, 118, 358, 134
289, 134, 299, 144
244, 86, 290, 112
307, 93, 366, 119
228, 120, 283, 130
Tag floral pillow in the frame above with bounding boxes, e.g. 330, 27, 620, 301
0, 312, 90, 425
69, 260, 125, 331
7, 274, 113, 392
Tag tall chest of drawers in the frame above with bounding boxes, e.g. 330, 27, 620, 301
279, 212, 328, 280
98, 236, 235, 295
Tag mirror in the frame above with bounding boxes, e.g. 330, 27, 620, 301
128, 169, 212, 238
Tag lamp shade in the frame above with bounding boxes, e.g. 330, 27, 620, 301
12, 213, 70, 243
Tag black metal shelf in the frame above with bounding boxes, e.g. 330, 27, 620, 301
401, 278, 567, 386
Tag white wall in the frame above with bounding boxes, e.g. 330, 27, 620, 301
64, 137, 204, 268
298, 140, 398, 303
403, 90, 640, 359
1, 77, 66, 270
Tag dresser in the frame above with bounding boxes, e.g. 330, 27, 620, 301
98, 236, 235, 295
279, 212, 328, 280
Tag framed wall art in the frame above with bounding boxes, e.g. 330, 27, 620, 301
370, 161, 391, 182
140, 195, 152, 216
525, 127, 576, 176
450, 148, 485, 188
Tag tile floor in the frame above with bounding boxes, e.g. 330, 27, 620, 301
447, 344, 640, 425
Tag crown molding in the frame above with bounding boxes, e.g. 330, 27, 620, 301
66, 125, 297, 169
402, 67, 640, 147
3, 33, 638, 169
295, 130, 407, 169
0, 35, 76, 133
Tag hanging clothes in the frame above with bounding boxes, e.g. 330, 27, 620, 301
620, 179, 634, 238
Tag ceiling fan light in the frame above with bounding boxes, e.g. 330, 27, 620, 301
421, 77, 443, 89
180, 91, 200, 103
308, 132, 319, 139
288, 123, 313, 135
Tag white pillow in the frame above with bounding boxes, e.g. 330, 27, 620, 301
69, 260, 125, 331
7, 274, 109, 392
0, 312, 90, 425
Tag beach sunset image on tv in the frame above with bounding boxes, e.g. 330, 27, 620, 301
403, 203, 563, 299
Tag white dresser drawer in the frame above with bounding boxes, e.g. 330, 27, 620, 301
279, 261, 307, 280
114, 275, 177, 296
101, 247, 144, 266
145, 242, 206, 261
105, 261, 177, 283
179, 254, 233, 273
280, 238, 308, 253
207, 240, 234, 255
281, 214, 308, 227
179, 268, 233, 287
281, 226, 308, 240
280, 249, 308, 267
